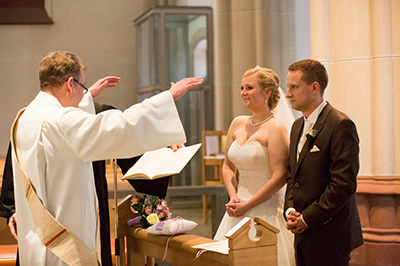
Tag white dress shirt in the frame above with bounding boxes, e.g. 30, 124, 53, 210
287, 100, 327, 226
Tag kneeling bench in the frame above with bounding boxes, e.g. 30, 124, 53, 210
128, 228, 226, 265
0, 244, 17, 266
116, 195, 279, 266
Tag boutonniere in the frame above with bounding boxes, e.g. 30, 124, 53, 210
306, 129, 318, 139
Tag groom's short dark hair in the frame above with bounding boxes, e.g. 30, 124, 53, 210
288, 59, 328, 95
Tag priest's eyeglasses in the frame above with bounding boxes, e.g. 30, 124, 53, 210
73, 78, 88, 94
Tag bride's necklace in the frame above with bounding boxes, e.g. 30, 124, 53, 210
250, 114, 274, 126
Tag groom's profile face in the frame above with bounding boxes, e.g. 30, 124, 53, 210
285, 70, 314, 113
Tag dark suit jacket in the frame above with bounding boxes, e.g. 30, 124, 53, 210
284, 102, 363, 254
0, 144, 14, 220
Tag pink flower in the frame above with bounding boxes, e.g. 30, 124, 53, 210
144, 206, 153, 215
163, 207, 171, 219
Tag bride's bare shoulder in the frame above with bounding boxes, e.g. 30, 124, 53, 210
269, 116, 287, 130
231, 115, 249, 125
228, 116, 247, 129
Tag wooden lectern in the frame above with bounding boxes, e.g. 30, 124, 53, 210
116, 195, 279, 266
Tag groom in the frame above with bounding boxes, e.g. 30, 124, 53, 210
283, 59, 363, 265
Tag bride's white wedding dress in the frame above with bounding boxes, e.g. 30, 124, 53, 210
214, 140, 295, 266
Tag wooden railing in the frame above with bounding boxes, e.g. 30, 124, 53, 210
116, 195, 279, 266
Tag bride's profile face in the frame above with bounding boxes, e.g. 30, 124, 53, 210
241, 74, 269, 110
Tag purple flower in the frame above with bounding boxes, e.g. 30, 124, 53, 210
127, 216, 141, 227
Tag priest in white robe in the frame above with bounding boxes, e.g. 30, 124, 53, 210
11, 51, 203, 266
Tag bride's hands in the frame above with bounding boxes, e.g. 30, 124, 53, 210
226, 196, 242, 217
226, 201, 249, 218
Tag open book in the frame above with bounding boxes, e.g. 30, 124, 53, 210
122, 143, 202, 180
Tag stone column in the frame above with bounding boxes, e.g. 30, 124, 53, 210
214, 0, 295, 128
214, 0, 233, 130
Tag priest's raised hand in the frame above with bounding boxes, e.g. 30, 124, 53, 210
169, 77, 203, 101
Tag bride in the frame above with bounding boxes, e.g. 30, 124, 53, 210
213, 66, 295, 266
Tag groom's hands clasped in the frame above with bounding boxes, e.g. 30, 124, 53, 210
286, 210, 308, 234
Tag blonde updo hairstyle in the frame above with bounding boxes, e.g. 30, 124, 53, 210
242, 66, 280, 110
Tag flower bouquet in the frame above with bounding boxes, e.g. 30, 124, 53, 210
128, 195, 172, 228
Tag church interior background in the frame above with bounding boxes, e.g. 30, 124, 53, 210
0, 0, 399, 265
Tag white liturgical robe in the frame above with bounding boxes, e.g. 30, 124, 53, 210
12, 91, 186, 266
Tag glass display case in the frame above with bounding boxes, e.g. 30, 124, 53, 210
134, 6, 213, 185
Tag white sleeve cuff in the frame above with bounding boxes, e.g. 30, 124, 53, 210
285, 207, 296, 218
78, 93, 95, 114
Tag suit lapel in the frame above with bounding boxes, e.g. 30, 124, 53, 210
293, 103, 333, 176
290, 119, 303, 176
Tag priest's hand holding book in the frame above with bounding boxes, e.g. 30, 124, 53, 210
169, 143, 185, 152
122, 143, 202, 180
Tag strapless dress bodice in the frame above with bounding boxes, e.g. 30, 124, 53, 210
228, 140, 273, 201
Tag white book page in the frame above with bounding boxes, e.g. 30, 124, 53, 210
123, 148, 172, 179
192, 239, 229, 255
122, 143, 202, 179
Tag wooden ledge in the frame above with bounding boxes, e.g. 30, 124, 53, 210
127, 227, 228, 265
0, 244, 17, 266
129, 227, 217, 254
